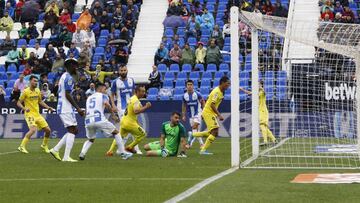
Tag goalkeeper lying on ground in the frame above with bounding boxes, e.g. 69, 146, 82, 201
144, 112, 188, 157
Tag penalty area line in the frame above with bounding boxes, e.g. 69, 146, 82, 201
0, 151, 19, 156
0, 177, 204, 182
164, 167, 238, 203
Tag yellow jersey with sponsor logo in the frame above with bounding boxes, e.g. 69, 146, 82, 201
19, 87, 42, 117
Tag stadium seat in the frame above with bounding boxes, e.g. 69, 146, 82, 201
277, 86, 287, 100
0, 73, 6, 80
0, 31, 7, 39
158, 64, 167, 73
277, 77, 286, 86
187, 37, 197, 47
194, 64, 204, 72
224, 37, 230, 45
38, 12, 45, 21
199, 37, 209, 44
100, 30, 110, 37
164, 72, 175, 80
163, 79, 173, 88
278, 70, 287, 79
0, 65, 5, 73
35, 22, 44, 31
223, 45, 230, 52
9, 73, 19, 80
148, 88, 159, 96
201, 29, 211, 38
265, 86, 274, 100
240, 91, 248, 100
0, 80, 4, 87
160, 94, 170, 101
147, 95, 157, 101
244, 63, 251, 71
169, 64, 180, 72
5, 88, 12, 96
18, 65, 25, 73
201, 79, 211, 88
176, 28, 185, 37
218, 4, 227, 11
40, 39, 49, 47
213, 79, 219, 87
219, 63, 229, 72
7, 80, 15, 88
98, 38, 107, 47
177, 71, 187, 80
173, 87, 185, 96
7, 65, 17, 73
189, 71, 200, 81
165, 28, 174, 38
28, 39, 37, 48
199, 87, 209, 96
202, 71, 212, 80
92, 55, 102, 64
265, 71, 274, 79
42, 30, 51, 39
13, 23, 21, 31
182, 64, 192, 72
94, 47, 105, 56
223, 54, 231, 64
173, 94, 183, 100
206, 64, 217, 72
175, 79, 186, 88
17, 39, 27, 47
214, 72, 224, 80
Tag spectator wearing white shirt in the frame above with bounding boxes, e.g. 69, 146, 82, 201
84, 27, 96, 48
85, 82, 96, 97
72, 28, 86, 48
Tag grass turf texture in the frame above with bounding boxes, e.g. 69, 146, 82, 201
1, 138, 360, 203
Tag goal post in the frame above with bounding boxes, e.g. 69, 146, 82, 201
235, 11, 360, 169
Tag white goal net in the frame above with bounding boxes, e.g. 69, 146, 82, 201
236, 11, 360, 169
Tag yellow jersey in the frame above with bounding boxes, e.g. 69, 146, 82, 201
203, 87, 224, 116
19, 87, 42, 117
122, 95, 142, 124
259, 88, 268, 113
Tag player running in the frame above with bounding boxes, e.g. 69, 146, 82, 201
144, 112, 187, 157
17, 75, 55, 154
79, 82, 133, 160
106, 65, 143, 156
188, 76, 230, 155
182, 80, 205, 149
50, 59, 85, 162
239, 80, 276, 144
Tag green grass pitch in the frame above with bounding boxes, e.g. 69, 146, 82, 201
1, 138, 360, 203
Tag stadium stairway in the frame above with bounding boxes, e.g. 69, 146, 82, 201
282, 0, 319, 66
127, 0, 168, 83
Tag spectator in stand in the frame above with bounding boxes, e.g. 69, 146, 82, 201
72, 28, 86, 48
186, 15, 200, 39
169, 43, 182, 64
15, 0, 25, 21
64, 18, 76, 33
90, 17, 100, 37
91, 1, 103, 22
32, 59, 45, 74
40, 53, 52, 73
78, 74, 90, 91
84, 27, 96, 48
19, 22, 27, 39
0, 85, 5, 103
104, 46, 113, 63
33, 42, 45, 59
100, 10, 112, 30
59, 8, 71, 25
273, 1, 288, 17
114, 45, 129, 64
0, 35, 14, 56
147, 65, 161, 89
25, 22, 39, 42
52, 54, 64, 73
112, 7, 123, 24
45, 44, 57, 62
72, 84, 86, 100
190, 1, 203, 15
195, 42, 206, 64
77, 7, 92, 30
167, 1, 182, 16
0, 11, 13, 34
321, 7, 334, 21
173, 34, 182, 47
27, 52, 37, 67
211, 25, 224, 48
41, 83, 52, 100
334, 12, 343, 23
333, 1, 344, 14
59, 27, 73, 47
342, 6, 355, 23
124, 9, 135, 30
20, 0, 40, 23
108, 59, 118, 71
45, 1, 60, 16
42, 9, 58, 35
4, 2, 14, 18
14, 74, 26, 92
261, 0, 274, 15
5, 46, 19, 70
78, 52, 90, 68
112, 19, 122, 30
222, 20, 230, 38
81, 42, 93, 58
206, 39, 222, 66
120, 26, 130, 44
85, 64, 115, 83
321, 0, 334, 13
181, 43, 195, 66
67, 43, 80, 59
47, 93, 57, 102
154, 43, 169, 65
161, 36, 172, 50
22, 63, 32, 76
181, 4, 190, 21
19, 45, 30, 65
85, 82, 96, 97
199, 8, 215, 32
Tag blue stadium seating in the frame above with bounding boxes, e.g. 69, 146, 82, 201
224, 37, 230, 45
194, 64, 204, 71
173, 95, 183, 100
223, 54, 230, 64
201, 29, 211, 38
187, 37, 197, 47
169, 64, 180, 72
0, 74, 6, 80
200, 37, 209, 44
38, 12, 45, 21
28, 39, 37, 48
72, 13, 80, 21
182, 64, 192, 72
218, 4, 227, 11
175, 79, 186, 88
98, 38, 107, 47
165, 28, 174, 38
199, 87, 209, 96
40, 39, 49, 47
0, 80, 4, 87
163, 79, 173, 88
7, 65, 17, 73
240, 91, 247, 100
9, 73, 19, 80
148, 88, 159, 96
17, 39, 27, 47
100, 30, 110, 37
213, 79, 219, 87
0, 66, 5, 73
5, 88, 12, 96
177, 71, 187, 80
18, 65, 25, 73
173, 87, 185, 96
94, 47, 105, 55
189, 71, 200, 81
158, 64, 167, 73
206, 64, 217, 72
219, 63, 229, 72
202, 71, 213, 80
214, 71, 224, 80
206, 4, 215, 12
160, 95, 170, 101
277, 86, 287, 100
147, 95, 158, 101
164, 72, 175, 80
223, 45, 230, 52
7, 80, 15, 88
201, 79, 211, 88
176, 28, 185, 37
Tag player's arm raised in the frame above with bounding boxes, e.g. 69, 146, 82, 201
133, 101, 151, 114
239, 87, 252, 95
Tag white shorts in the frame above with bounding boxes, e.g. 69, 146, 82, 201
190, 114, 201, 127
59, 113, 77, 128
85, 120, 116, 139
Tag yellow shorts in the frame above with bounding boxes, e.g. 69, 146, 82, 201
25, 115, 48, 130
202, 112, 219, 131
260, 110, 269, 126
120, 120, 146, 139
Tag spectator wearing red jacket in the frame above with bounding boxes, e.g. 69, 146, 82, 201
65, 18, 76, 33
59, 9, 71, 25
321, 7, 334, 21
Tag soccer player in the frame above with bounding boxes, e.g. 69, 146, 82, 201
144, 112, 187, 157
79, 82, 133, 160
239, 80, 276, 144
182, 80, 205, 148
189, 76, 230, 155
17, 75, 55, 154
49, 59, 85, 162
120, 85, 151, 153
106, 65, 143, 156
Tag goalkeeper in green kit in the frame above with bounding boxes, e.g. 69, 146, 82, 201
144, 112, 188, 157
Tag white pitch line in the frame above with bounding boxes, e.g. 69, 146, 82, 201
0, 177, 204, 182
0, 151, 19, 156
164, 167, 238, 203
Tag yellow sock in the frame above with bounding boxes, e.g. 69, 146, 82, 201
260, 125, 268, 143
193, 131, 209, 137
127, 135, 145, 149
108, 139, 117, 153
42, 136, 49, 146
267, 128, 276, 142
201, 134, 215, 151
20, 137, 30, 148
